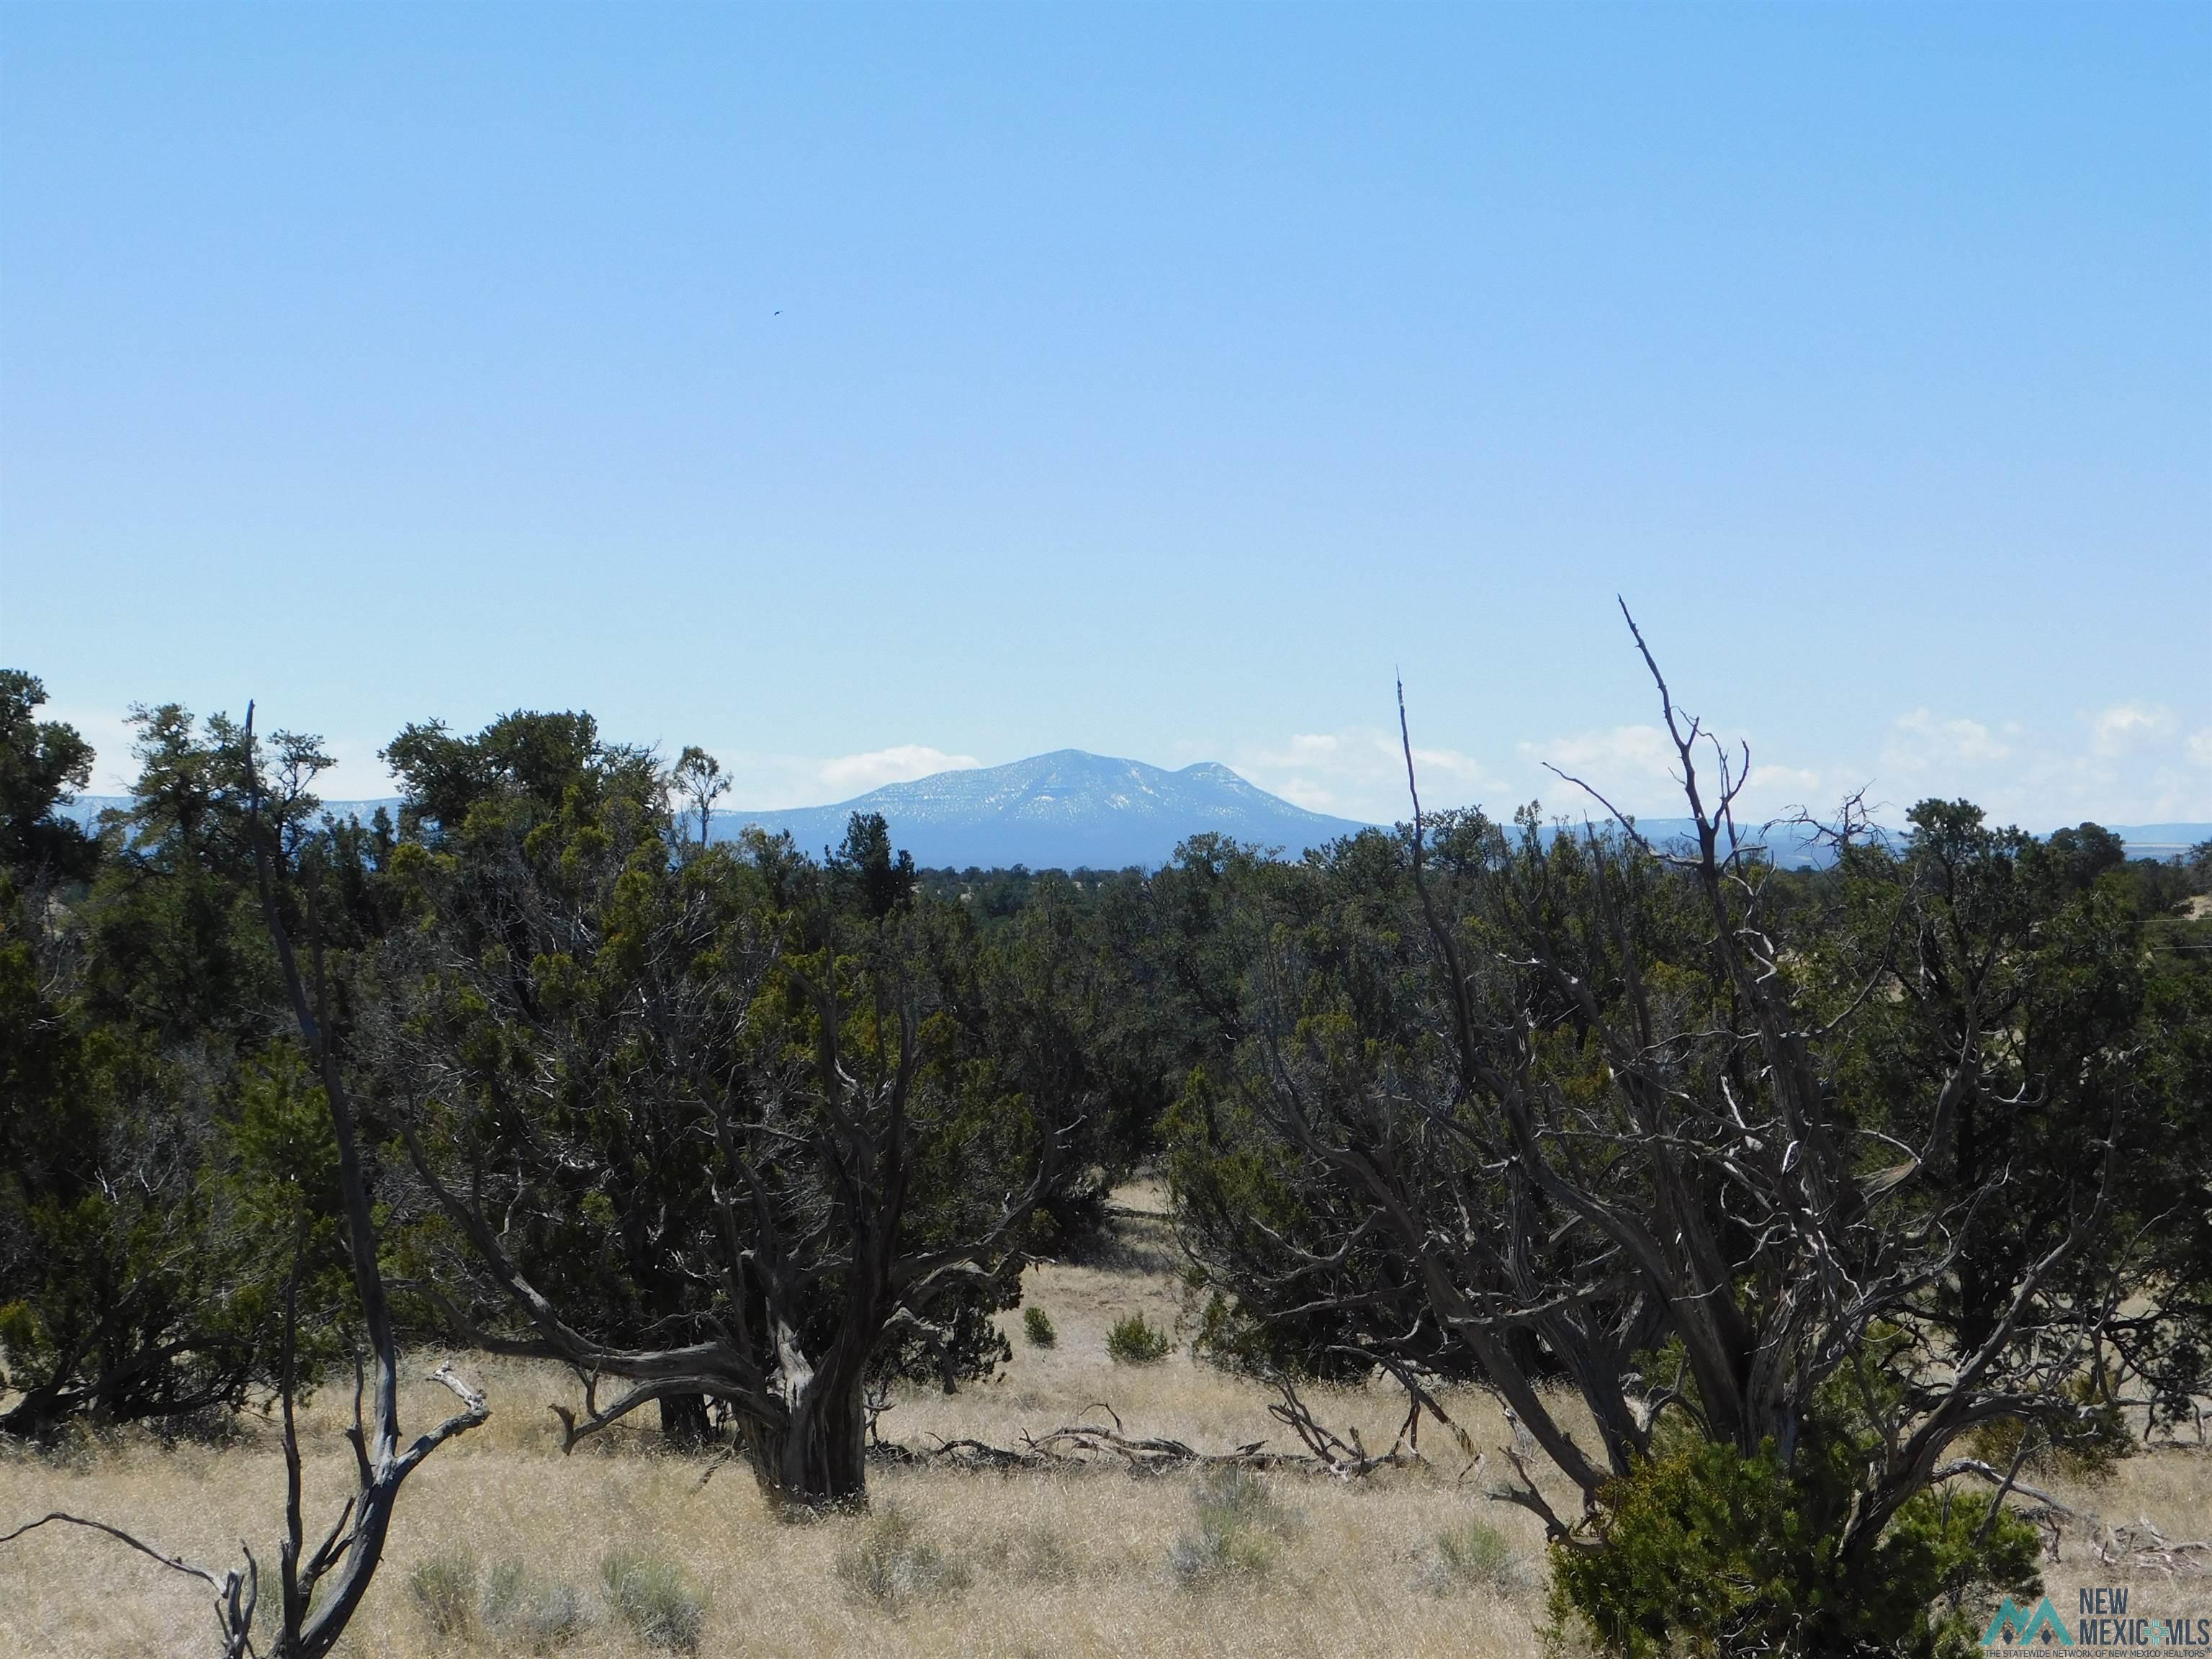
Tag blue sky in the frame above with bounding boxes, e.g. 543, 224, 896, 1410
4, 4, 2206, 828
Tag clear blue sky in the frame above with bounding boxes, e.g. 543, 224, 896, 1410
4, 3, 2207, 828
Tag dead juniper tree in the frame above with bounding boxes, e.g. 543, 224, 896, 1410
1, 706, 487, 1658
1170, 611, 2149, 1640
371, 725, 1086, 1506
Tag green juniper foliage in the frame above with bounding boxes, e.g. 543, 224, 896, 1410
1162, 701, 2210, 1652
1547, 1421, 2041, 1659
5, 660, 2207, 1653
374, 721, 1114, 1501
1105, 1311, 1172, 1364
1, 691, 367, 1437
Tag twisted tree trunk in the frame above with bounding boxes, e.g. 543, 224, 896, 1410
657, 1393, 712, 1449
745, 1373, 869, 1503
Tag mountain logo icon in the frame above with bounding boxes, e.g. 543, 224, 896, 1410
1982, 1596, 2074, 1647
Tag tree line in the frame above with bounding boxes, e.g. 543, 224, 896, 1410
4, 654, 2209, 1655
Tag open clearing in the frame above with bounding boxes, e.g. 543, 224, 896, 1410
5, 1190, 2208, 1658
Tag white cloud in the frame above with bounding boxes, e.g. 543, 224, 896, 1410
1870, 703, 2212, 828
816, 745, 981, 797
1530, 725, 1663, 783
53, 702, 399, 802
1229, 727, 1503, 823
49, 703, 144, 796
1516, 724, 1821, 822
1230, 719, 1831, 827
307, 738, 404, 803
55, 696, 981, 817
1519, 728, 1666, 819
1450, 700, 2212, 831
712, 745, 981, 810
1743, 763, 1826, 807
2092, 703, 2176, 757
1884, 709, 2013, 770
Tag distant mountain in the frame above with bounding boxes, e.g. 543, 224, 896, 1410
721, 750, 1371, 870
61, 797, 401, 830
53, 786, 2208, 874
1553, 819, 2212, 869
2091, 824, 2212, 861
1581, 817, 1846, 870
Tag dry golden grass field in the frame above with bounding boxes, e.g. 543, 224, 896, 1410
4, 1188, 2209, 1658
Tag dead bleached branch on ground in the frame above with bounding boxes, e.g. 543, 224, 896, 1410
904, 1375, 1475, 1482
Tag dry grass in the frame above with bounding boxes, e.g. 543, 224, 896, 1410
4, 1186, 2208, 1657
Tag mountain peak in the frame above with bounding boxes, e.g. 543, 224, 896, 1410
724, 750, 1369, 869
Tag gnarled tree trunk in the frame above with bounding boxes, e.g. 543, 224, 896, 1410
657, 1393, 712, 1449
743, 1374, 869, 1504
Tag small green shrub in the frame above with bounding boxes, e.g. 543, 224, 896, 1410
409, 1550, 477, 1640
974, 1522, 1079, 1583
1106, 1312, 1172, 1365
1547, 1435, 2043, 1659
480, 1557, 590, 1651
1010, 1526, 1079, 1583
1022, 1305, 1058, 1347
1167, 1518, 1275, 1584
1412, 1520, 1529, 1598
600, 1549, 706, 1654
1168, 1465, 1300, 1587
833, 1503, 974, 1612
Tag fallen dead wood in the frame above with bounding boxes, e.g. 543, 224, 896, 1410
2087, 1516, 2212, 1580
1932, 1458, 2212, 1577
909, 1399, 1304, 1475
901, 1377, 1439, 1479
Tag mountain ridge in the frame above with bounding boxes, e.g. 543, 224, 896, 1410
52, 754, 2211, 873
716, 748, 1371, 869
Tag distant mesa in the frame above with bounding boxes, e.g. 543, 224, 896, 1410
719, 750, 1371, 870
